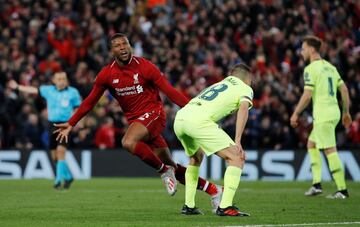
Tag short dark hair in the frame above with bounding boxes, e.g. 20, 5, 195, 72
303, 35, 322, 52
228, 63, 251, 76
109, 33, 128, 43
53, 71, 67, 78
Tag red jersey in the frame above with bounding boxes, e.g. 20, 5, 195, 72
68, 56, 189, 126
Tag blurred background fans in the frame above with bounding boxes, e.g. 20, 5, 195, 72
0, 0, 359, 150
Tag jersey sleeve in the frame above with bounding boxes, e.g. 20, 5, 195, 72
71, 88, 82, 108
335, 68, 344, 88
142, 59, 189, 107
239, 85, 254, 109
67, 67, 108, 126
39, 85, 52, 99
142, 59, 163, 82
303, 67, 315, 90
93, 66, 109, 88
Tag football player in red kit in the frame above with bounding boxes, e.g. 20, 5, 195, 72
54, 33, 222, 210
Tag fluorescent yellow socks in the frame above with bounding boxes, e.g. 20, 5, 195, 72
326, 152, 346, 190
185, 165, 199, 208
220, 166, 242, 208
308, 148, 322, 184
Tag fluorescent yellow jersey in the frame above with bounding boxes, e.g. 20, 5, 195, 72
179, 76, 253, 122
303, 59, 344, 123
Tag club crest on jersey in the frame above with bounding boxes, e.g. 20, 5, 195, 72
112, 79, 119, 84
133, 73, 139, 84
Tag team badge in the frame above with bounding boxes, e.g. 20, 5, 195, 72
133, 73, 139, 84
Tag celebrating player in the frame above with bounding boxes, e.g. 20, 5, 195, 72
290, 36, 352, 199
8, 72, 80, 190
174, 63, 253, 216
53, 33, 223, 208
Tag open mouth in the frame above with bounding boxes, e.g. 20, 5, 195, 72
120, 51, 128, 58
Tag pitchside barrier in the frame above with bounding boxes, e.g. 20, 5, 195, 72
0, 149, 359, 181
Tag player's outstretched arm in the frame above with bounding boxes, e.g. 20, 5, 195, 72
53, 84, 105, 143
145, 60, 189, 107
156, 77, 189, 107
290, 89, 312, 128
67, 85, 105, 127
338, 83, 352, 128
7, 80, 39, 95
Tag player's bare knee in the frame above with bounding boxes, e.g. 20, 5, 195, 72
227, 146, 240, 158
307, 140, 316, 149
190, 152, 203, 166
324, 147, 336, 156
121, 137, 136, 152
232, 154, 244, 165
226, 146, 244, 167
189, 157, 201, 166
196, 151, 204, 163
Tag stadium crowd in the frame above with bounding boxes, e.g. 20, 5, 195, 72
0, 0, 359, 150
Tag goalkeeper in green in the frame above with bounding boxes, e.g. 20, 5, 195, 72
291, 36, 352, 199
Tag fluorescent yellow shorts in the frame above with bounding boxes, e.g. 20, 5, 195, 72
309, 119, 339, 149
174, 111, 235, 157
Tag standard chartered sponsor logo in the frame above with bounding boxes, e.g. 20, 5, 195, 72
115, 85, 144, 96
116, 86, 135, 92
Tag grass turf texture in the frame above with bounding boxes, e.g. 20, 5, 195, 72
0, 179, 359, 227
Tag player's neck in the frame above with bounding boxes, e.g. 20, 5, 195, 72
115, 56, 132, 66
310, 54, 322, 63
55, 85, 67, 91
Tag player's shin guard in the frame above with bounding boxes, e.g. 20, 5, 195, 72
176, 164, 217, 195
308, 148, 322, 184
185, 165, 199, 208
133, 142, 165, 172
326, 152, 346, 190
220, 166, 242, 209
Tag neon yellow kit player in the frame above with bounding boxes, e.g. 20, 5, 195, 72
174, 63, 253, 216
290, 36, 352, 199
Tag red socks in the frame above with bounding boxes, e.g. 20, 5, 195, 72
133, 142, 167, 173
174, 164, 186, 184
175, 164, 218, 196
131, 144, 218, 195
205, 183, 218, 196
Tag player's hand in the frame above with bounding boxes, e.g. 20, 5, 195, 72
53, 122, 73, 143
236, 143, 246, 161
290, 113, 299, 128
342, 113, 352, 128
7, 80, 18, 90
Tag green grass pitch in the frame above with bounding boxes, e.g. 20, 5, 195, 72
0, 179, 359, 227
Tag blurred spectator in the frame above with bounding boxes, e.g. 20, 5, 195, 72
348, 113, 360, 146
38, 51, 62, 76
95, 117, 119, 150
23, 113, 43, 150
1, 0, 359, 150
72, 116, 97, 148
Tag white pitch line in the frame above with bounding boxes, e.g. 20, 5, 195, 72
226, 221, 360, 227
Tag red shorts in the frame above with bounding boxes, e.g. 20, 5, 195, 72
129, 110, 168, 149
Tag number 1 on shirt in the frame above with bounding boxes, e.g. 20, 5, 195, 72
328, 77, 334, 97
